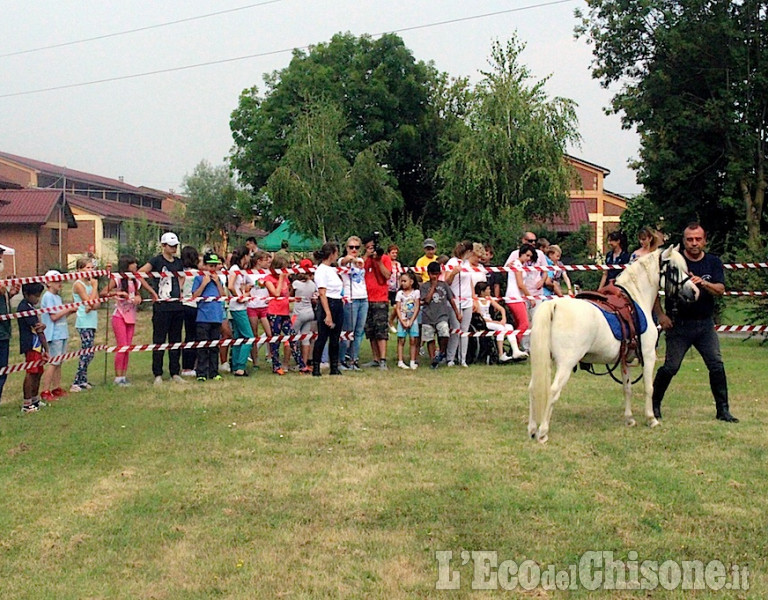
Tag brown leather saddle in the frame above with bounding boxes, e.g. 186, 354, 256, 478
575, 283, 642, 365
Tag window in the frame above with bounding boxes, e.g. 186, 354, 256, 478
50, 228, 60, 246
103, 222, 121, 240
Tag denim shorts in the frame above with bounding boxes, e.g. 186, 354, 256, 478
397, 321, 420, 338
47, 338, 68, 366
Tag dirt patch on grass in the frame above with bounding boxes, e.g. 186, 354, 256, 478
74, 466, 140, 517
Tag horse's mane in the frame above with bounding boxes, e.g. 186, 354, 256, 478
614, 249, 661, 306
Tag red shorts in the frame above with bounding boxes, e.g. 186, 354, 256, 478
25, 350, 44, 375
247, 307, 269, 319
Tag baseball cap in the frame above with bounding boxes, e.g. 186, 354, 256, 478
44, 269, 61, 284
423, 238, 437, 249
299, 258, 313, 270
160, 232, 179, 246
203, 252, 222, 265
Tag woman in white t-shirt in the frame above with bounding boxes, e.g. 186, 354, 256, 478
247, 251, 273, 364
444, 240, 474, 367
337, 235, 368, 369
504, 243, 536, 352
312, 243, 344, 376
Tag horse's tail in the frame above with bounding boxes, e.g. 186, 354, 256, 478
529, 300, 555, 428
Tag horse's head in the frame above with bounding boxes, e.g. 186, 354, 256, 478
659, 245, 699, 303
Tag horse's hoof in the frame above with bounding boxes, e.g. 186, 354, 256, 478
536, 432, 548, 444
626, 418, 637, 427
649, 418, 660, 428
528, 425, 537, 439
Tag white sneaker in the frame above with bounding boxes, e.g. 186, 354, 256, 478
171, 375, 188, 384
460, 362, 469, 368
512, 351, 529, 360
499, 353, 513, 363
181, 369, 197, 377
410, 361, 418, 370
69, 384, 82, 393
154, 376, 163, 386
218, 362, 231, 373
447, 361, 455, 367
398, 361, 409, 370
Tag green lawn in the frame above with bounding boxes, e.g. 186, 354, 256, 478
0, 320, 765, 598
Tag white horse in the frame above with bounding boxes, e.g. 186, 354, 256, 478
528, 246, 700, 443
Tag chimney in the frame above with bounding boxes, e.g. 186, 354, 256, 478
118, 176, 124, 182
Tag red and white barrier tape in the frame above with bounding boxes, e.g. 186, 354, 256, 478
0, 297, 109, 322
0, 331, 354, 376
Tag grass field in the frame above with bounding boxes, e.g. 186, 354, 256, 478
0, 306, 766, 598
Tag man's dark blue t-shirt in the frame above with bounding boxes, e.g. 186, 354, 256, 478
671, 252, 724, 320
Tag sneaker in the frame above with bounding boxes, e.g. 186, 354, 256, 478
512, 351, 529, 361
299, 366, 312, 375
499, 353, 513, 363
181, 369, 197, 377
398, 360, 410, 370
70, 384, 83, 393
51, 387, 67, 398
338, 360, 351, 371
117, 379, 132, 387
41, 390, 55, 402
351, 360, 361, 371
460, 362, 469, 368
447, 361, 455, 367
196, 376, 207, 382
22, 403, 39, 413
218, 362, 231, 373
154, 376, 163, 386
273, 367, 286, 376
212, 374, 223, 381
379, 360, 388, 371
410, 361, 418, 370
361, 360, 379, 368
171, 375, 188, 384
419, 346, 426, 357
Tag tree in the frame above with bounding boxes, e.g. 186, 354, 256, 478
181, 160, 249, 254
436, 37, 580, 251
118, 218, 162, 266
264, 101, 401, 241
230, 32, 452, 228
577, 0, 768, 252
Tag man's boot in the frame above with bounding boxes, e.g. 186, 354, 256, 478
651, 368, 673, 419
329, 361, 342, 376
312, 362, 321, 377
711, 369, 738, 423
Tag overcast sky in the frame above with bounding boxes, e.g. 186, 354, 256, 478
1, 0, 641, 197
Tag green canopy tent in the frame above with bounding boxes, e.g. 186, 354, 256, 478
258, 220, 322, 253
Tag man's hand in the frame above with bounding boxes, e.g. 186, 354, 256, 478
657, 313, 673, 331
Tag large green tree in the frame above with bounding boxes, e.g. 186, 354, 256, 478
182, 160, 250, 254
265, 101, 401, 242
577, 0, 768, 251
436, 37, 580, 250
229, 32, 453, 229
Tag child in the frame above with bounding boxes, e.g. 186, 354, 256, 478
71, 257, 99, 392
264, 255, 304, 375
17, 283, 50, 413
395, 271, 421, 370
544, 245, 572, 298
40, 270, 76, 400
420, 261, 460, 369
247, 251, 273, 365
291, 258, 317, 374
191, 252, 227, 381
227, 247, 254, 377
474, 281, 528, 362
105, 255, 142, 386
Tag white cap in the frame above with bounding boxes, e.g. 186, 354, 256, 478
160, 232, 179, 246
45, 269, 61, 282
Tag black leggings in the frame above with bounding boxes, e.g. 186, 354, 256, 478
313, 298, 344, 366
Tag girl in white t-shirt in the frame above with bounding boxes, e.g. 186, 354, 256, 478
312, 243, 344, 376
504, 243, 536, 351
395, 271, 421, 370
444, 241, 475, 367
248, 251, 273, 364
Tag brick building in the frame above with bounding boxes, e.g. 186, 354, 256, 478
0, 189, 77, 276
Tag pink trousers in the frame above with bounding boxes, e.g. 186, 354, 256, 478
112, 314, 136, 372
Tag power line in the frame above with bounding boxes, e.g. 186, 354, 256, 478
0, 0, 575, 99
0, 0, 283, 59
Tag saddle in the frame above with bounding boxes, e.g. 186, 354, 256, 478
576, 283, 642, 366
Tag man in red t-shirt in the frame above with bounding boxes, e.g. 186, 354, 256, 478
363, 236, 392, 369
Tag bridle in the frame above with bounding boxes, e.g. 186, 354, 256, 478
659, 253, 692, 320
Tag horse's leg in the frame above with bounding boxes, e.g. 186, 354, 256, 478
622, 361, 636, 426
536, 362, 575, 444
643, 347, 660, 428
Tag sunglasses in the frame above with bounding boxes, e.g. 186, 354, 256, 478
526, 238, 536, 243
348, 245, 360, 250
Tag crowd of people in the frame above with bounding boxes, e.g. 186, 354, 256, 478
1, 224, 736, 423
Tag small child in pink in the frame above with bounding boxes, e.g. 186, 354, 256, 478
107, 256, 142, 386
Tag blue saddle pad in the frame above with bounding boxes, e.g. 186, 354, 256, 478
595, 302, 648, 341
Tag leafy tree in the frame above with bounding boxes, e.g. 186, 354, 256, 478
230, 32, 454, 229
264, 101, 401, 242
436, 37, 580, 255
618, 194, 663, 246
118, 218, 162, 266
577, 0, 768, 252
182, 160, 249, 254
